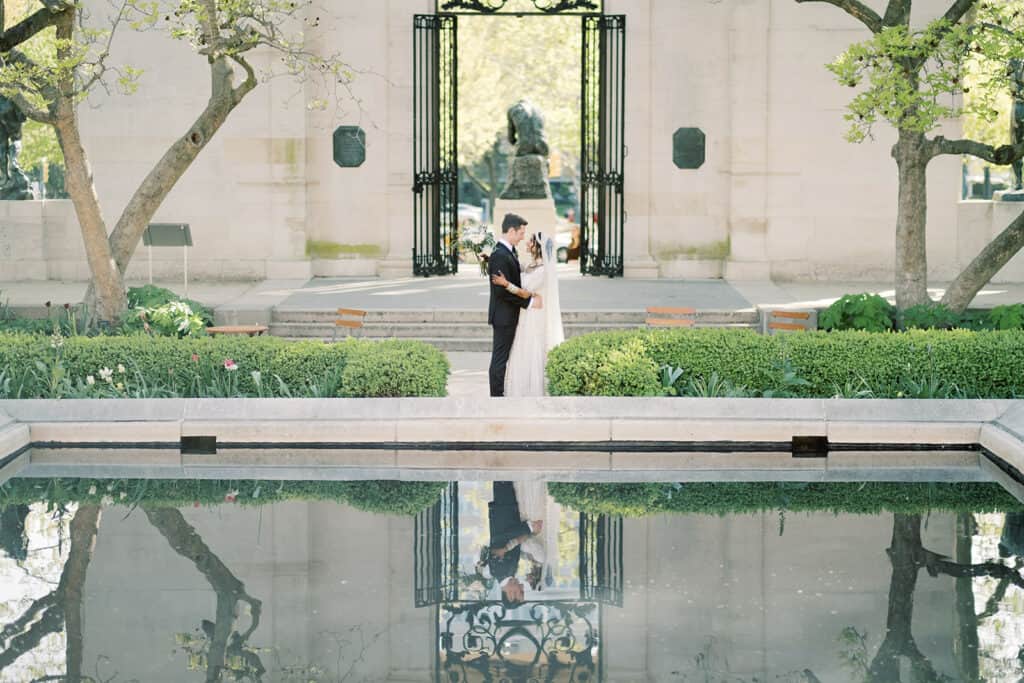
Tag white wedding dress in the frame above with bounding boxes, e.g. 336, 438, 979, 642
504, 236, 564, 397
513, 480, 562, 585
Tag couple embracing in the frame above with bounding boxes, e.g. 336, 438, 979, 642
481, 480, 561, 607
487, 213, 564, 398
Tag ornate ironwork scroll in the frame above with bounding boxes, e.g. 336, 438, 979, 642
439, 600, 599, 682
437, 0, 601, 14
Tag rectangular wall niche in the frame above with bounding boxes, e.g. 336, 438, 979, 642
333, 126, 366, 168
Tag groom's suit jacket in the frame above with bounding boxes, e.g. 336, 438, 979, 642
487, 481, 533, 583
488, 242, 531, 327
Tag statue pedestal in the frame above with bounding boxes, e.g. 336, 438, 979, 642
993, 189, 1024, 202
491, 198, 559, 245
499, 155, 550, 201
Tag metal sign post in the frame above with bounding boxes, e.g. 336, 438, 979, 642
142, 223, 193, 297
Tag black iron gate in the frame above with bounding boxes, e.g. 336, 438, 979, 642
414, 482, 459, 607
580, 15, 625, 276
413, 15, 459, 276
579, 512, 623, 607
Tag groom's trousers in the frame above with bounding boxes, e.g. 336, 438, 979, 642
489, 324, 516, 397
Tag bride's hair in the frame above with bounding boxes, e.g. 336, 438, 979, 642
527, 232, 543, 263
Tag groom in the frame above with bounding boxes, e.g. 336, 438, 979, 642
488, 213, 542, 397
487, 481, 542, 608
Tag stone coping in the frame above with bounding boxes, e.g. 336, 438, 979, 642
0, 399, 1021, 486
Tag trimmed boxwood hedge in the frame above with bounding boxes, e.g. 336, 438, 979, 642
0, 478, 447, 515
0, 334, 449, 398
549, 481, 1024, 516
546, 328, 1024, 397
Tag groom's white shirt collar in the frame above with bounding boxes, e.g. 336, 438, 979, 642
497, 238, 514, 255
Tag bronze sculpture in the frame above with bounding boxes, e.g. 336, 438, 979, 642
499, 99, 551, 200
506, 98, 549, 157
0, 96, 34, 200
1011, 58, 1024, 191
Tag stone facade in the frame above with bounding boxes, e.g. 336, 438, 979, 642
2, 0, 1021, 283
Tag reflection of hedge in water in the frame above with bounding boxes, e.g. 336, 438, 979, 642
0, 479, 447, 516
549, 482, 1024, 517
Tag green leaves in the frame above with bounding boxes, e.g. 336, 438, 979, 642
819, 293, 897, 332
826, 5, 1024, 143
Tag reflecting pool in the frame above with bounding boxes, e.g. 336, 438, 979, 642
0, 478, 1023, 682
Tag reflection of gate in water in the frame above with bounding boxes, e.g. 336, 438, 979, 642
580, 512, 623, 607
439, 600, 599, 682
414, 487, 623, 682
415, 482, 459, 608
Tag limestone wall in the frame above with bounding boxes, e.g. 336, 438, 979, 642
1, 0, 1020, 283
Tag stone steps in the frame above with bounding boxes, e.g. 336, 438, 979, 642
269, 308, 759, 351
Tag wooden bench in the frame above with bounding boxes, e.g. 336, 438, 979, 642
645, 306, 696, 327
762, 309, 817, 335
333, 308, 367, 340
206, 325, 268, 337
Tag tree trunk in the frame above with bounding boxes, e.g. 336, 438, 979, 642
145, 507, 264, 680
893, 130, 931, 309
487, 151, 499, 216
106, 58, 251, 275
62, 504, 101, 682
941, 207, 1024, 313
52, 101, 128, 325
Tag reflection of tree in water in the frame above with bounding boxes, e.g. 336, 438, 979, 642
0, 504, 30, 561
0, 504, 101, 681
144, 507, 266, 682
845, 514, 1024, 682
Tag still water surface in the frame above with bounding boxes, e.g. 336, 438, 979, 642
0, 478, 1022, 682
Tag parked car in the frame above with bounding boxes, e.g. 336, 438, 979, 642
458, 203, 483, 227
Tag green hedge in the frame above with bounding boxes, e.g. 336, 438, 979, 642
0, 478, 446, 515
549, 482, 1024, 516
546, 328, 1024, 398
0, 334, 449, 398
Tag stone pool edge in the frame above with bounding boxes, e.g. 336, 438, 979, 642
0, 398, 1021, 485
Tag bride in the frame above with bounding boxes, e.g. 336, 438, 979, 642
513, 479, 561, 591
490, 231, 564, 397
486, 479, 562, 593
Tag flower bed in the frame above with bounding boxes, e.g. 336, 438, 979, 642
545, 328, 1024, 398
0, 334, 449, 398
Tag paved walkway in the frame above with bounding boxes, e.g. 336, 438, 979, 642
6, 270, 1024, 315
5, 274, 1024, 397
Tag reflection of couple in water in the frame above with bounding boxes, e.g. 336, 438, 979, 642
477, 481, 561, 607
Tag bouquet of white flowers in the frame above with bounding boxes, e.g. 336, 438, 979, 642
458, 224, 497, 275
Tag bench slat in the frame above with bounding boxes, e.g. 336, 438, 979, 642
645, 306, 696, 315
645, 318, 696, 327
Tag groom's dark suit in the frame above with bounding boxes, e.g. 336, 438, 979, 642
488, 241, 531, 397
487, 481, 532, 583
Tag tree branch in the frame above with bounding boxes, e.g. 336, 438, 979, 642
941, 0, 978, 27
882, 0, 911, 27
930, 136, 1024, 166
793, 0, 883, 33
0, 6, 65, 53
941, 208, 1024, 312
462, 164, 493, 195
229, 55, 256, 103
